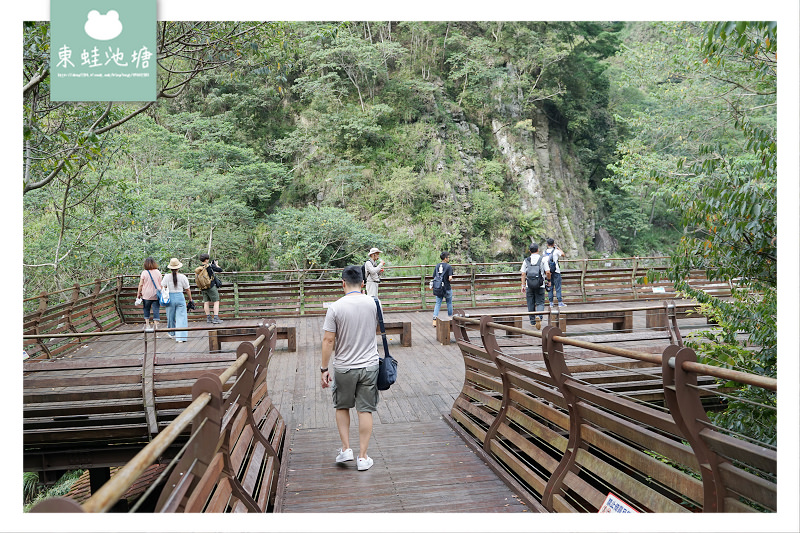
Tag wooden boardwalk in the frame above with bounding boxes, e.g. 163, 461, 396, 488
277, 421, 529, 513
26, 300, 693, 513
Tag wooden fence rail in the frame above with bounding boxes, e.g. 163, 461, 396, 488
447, 307, 776, 513
24, 259, 733, 361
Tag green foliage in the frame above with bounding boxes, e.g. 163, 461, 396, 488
23, 470, 84, 512
609, 21, 776, 445
261, 206, 389, 274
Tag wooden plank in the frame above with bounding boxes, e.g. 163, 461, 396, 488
278, 420, 532, 513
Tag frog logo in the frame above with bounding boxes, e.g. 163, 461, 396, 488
84, 10, 123, 41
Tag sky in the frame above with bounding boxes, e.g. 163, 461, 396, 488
6, 1, 799, 532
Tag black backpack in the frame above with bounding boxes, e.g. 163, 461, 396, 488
545, 248, 557, 274
431, 263, 446, 297
524, 255, 544, 291
362, 263, 367, 283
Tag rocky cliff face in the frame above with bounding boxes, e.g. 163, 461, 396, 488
489, 70, 594, 258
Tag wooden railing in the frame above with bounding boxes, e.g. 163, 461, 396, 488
24, 258, 733, 360
30, 324, 286, 513
447, 307, 776, 513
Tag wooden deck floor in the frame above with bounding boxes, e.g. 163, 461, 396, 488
26, 300, 699, 514
277, 420, 529, 513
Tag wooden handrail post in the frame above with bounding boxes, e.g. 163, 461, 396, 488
66, 284, 80, 334
233, 281, 240, 318
89, 278, 103, 330
540, 324, 580, 512
298, 274, 305, 316
155, 376, 222, 512
114, 276, 126, 324
580, 259, 587, 302
33, 291, 52, 359
142, 330, 158, 436
632, 256, 639, 299
452, 309, 469, 343
421, 271, 427, 310
661, 345, 723, 512
479, 315, 508, 454
470, 262, 477, 308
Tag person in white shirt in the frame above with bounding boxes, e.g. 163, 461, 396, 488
519, 243, 550, 330
544, 237, 567, 307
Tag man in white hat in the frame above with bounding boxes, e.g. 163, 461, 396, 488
364, 247, 385, 298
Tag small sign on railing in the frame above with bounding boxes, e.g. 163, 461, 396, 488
598, 492, 639, 513
652, 287, 666, 293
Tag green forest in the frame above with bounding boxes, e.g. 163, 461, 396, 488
24, 21, 775, 286
20, 19, 780, 507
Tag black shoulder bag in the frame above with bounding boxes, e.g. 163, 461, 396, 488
373, 297, 397, 390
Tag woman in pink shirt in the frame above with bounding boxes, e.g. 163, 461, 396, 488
136, 257, 163, 331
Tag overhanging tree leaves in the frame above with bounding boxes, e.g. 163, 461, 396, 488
23, 21, 293, 194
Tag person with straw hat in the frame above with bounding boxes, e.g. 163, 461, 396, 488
161, 258, 194, 342
364, 247, 385, 298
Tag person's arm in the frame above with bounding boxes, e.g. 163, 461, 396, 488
320, 330, 336, 388
365, 260, 380, 276
520, 262, 527, 294
137, 275, 145, 299
557, 247, 567, 259
543, 258, 551, 280
447, 264, 453, 282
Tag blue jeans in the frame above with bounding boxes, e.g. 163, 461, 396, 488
526, 286, 545, 324
433, 288, 453, 319
165, 292, 188, 340
548, 272, 563, 304
142, 299, 160, 321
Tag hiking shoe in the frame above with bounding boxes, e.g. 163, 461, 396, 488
206, 315, 213, 323
558, 302, 567, 307
336, 448, 354, 463
357, 456, 374, 471
212, 316, 223, 324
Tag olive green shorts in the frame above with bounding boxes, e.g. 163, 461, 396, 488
201, 285, 219, 302
331, 365, 379, 412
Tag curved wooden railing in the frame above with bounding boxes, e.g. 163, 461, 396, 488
30, 323, 285, 513
448, 305, 776, 513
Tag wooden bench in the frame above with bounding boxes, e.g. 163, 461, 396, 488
209, 324, 296, 352
156, 328, 285, 513
548, 307, 633, 332
448, 315, 708, 512
378, 321, 412, 347
23, 335, 237, 477
31, 325, 286, 513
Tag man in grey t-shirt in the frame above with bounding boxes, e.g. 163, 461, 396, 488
320, 265, 380, 471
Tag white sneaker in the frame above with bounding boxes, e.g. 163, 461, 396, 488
357, 456, 374, 471
336, 448, 354, 463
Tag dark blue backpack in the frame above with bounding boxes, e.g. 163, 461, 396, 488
545, 248, 557, 274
